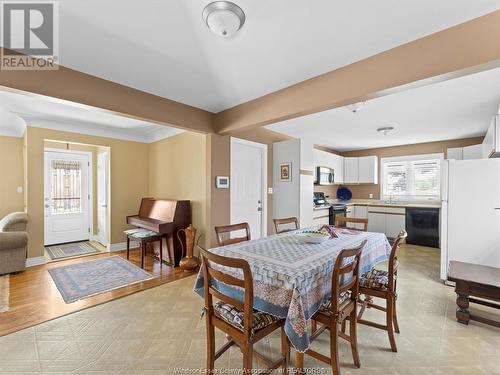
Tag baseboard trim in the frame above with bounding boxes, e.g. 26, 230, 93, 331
26, 256, 46, 267
109, 241, 139, 252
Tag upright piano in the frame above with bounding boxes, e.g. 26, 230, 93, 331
127, 198, 191, 266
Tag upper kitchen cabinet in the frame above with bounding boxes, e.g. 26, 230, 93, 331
358, 156, 378, 184
344, 156, 378, 184
447, 144, 485, 160
482, 113, 500, 158
313, 148, 344, 184
343, 157, 358, 184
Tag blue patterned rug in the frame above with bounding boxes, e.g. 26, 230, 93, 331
48, 256, 155, 303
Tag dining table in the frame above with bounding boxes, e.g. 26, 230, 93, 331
193, 225, 391, 353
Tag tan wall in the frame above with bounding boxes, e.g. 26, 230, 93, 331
0, 135, 24, 218
149, 132, 208, 247
320, 137, 484, 200
207, 128, 293, 246
25, 127, 149, 258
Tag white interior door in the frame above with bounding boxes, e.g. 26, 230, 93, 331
44, 151, 90, 246
97, 152, 109, 247
230, 138, 267, 240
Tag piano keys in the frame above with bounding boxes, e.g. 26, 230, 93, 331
126, 198, 191, 266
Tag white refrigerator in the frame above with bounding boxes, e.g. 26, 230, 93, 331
440, 158, 500, 280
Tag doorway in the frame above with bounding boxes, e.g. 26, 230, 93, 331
44, 149, 92, 245
230, 137, 267, 239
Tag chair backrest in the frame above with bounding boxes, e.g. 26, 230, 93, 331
273, 217, 299, 234
329, 239, 367, 313
387, 230, 407, 290
334, 217, 368, 231
199, 245, 253, 334
214, 222, 251, 246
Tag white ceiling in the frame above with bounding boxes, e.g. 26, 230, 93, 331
266, 68, 500, 151
0, 90, 184, 143
52, 0, 500, 112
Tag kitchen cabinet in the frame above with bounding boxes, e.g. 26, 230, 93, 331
368, 206, 406, 239
343, 157, 359, 184
447, 144, 485, 160
358, 156, 378, 183
344, 156, 378, 184
313, 208, 330, 226
447, 147, 463, 160
313, 149, 344, 183
482, 113, 500, 158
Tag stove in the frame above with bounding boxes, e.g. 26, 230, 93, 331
313, 193, 347, 226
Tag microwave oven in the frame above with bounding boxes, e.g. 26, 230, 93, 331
315, 166, 335, 185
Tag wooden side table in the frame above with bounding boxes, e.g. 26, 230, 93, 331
448, 261, 500, 328
126, 231, 164, 269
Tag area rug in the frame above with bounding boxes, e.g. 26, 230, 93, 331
48, 256, 155, 303
45, 241, 101, 260
0, 275, 9, 313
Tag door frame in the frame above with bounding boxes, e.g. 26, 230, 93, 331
230, 137, 268, 238
44, 148, 93, 244
97, 150, 110, 248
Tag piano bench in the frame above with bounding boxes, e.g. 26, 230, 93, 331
125, 230, 166, 269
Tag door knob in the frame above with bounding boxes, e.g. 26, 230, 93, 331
257, 207, 262, 212
44, 205, 50, 208
101, 205, 108, 208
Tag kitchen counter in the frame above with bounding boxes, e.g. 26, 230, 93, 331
326, 198, 441, 209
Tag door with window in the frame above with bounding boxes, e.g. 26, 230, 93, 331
44, 151, 90, 245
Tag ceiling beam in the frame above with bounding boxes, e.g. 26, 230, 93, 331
214, 10, 500, 135
0, 50, 214, 134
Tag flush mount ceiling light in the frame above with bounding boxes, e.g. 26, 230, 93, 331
202, 1, 245, 38
345, 102, 365, 113
377, 126, 395, 136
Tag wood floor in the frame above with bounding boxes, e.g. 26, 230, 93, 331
0, 248, 195, 337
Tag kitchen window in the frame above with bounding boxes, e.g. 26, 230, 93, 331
381, 153, 443, 201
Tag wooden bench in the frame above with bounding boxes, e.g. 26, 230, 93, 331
448, 261, 500, 328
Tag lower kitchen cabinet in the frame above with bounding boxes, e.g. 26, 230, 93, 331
385, 211, 406, 238
368, 206, 406, 239
368, 211, 386, 233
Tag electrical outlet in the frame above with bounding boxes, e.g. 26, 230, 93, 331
267, 188, 273, 194
16, 186, 23, 193
369, 193, 373, 199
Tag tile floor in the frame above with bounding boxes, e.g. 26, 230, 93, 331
0, 244, 499, 374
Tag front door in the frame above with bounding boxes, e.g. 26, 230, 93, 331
230, 138, 267, 240
44, 151, 90, 246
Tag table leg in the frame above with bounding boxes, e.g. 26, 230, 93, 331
455, 281, 470, 325
159, 238, 163, 268
295, 350, 304, 374
126, 236, 130, 260
141, 241, 146, 269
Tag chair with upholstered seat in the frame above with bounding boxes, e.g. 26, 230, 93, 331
296, 240, 367, 375
199, 246, 289, 373
273, 217, 299, 234
357, 230, 407, 352
214, 222, 250, 246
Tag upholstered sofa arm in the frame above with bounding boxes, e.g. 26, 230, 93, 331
0, 231, 28, 251
0, 212, 28, 232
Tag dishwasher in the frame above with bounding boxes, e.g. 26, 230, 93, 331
405, 207, 440, 248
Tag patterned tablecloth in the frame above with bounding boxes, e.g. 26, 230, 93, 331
193, 226, 391, 352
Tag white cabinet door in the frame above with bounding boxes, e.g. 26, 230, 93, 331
313, 216, 330, 226
462, 144, 484, 160
385, 213, 405, 239
354, 205, 368, 230
447, 147, 463, 160
368, 210, 386, 233
346, 205, 355, 218
344, 157, 359, 184
332, 154, 344, 184
358, 156, 378, 184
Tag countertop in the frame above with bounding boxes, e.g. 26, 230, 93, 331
326, 198, 441, 209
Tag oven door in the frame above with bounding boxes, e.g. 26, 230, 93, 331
330, 209, 346, 226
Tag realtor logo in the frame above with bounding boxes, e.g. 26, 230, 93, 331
1, 1, 59, 70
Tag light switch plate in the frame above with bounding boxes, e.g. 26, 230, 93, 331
17, 186, 23, 193
267, 188, 273, 194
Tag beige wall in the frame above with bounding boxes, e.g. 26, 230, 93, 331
149, 132, 208, 247
207, 128, 293, 246
315, 137, 484, 200
25, 127, 149, 258
0, 135, 24, 218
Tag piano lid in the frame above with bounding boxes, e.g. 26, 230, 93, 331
138, 198, 177, 222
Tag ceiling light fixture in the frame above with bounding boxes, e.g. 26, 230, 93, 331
377, 126, 395, 136
202, 1, 245, 38
345, 102, 365, 113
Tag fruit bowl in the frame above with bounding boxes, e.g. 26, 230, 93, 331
295, 230, 330, 244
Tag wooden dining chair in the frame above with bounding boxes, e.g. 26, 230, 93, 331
199, 246, 289, 373
273, 217, 299, 234
214, 222, 250, 246
334, 217, 368, 231
296, 240, 367, 375
357, 230, 407, 352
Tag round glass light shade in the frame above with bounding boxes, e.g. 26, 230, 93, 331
203, 2, 245, 38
